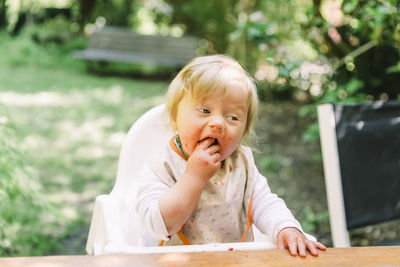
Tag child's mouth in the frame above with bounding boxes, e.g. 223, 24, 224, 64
198, 137, 219, 146
212, 138, 219, 145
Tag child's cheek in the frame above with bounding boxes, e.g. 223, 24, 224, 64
183, 141, 193, 155
223, 137, 237, 157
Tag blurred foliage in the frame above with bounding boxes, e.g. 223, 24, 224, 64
0, 0, 6, 29
300, 206, 329, 234
3, 1, 398, 106
26, 16, 80, 44
77, 0, 134, 28
0, 109, 61, 256
0, 29, 169, 255
258, 155, 287, 174
237, 0, 400, 104
301, 0, 400, 100
297, 0, 400, 141
151, 0, 239, 53
0, 25, 85, 68
120, 0, 400, 105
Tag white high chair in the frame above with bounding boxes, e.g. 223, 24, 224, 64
86, 104, 310, 255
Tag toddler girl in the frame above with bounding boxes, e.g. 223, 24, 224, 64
135, 54, 326, 257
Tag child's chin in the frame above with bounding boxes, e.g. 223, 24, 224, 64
219, 152, 229, 161
221, 148, 237, 159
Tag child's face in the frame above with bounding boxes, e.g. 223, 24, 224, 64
171, 79, 249, 161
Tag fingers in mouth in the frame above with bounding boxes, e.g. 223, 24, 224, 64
198, 137, 219, 146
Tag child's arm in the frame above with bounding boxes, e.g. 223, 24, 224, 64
158, 138, 221, 234
252, 169, 303, 240
251, 167, 326, 256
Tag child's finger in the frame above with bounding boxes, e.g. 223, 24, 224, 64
207, 144, 221, 154
211, 152, 221, 163
297, 238, 307, 258
276, 236, 286, 250
198, 138, 214, 149
315, 241, 327, 251
288, 239, 298, 256
214, 159, 222, 169
305, 240, 319, 256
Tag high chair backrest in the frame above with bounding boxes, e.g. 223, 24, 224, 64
112, 104, 175, 246
85, 104, 174, 254
110, 104, 174, 197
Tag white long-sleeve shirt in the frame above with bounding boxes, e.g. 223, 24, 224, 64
134, 143, 303, 246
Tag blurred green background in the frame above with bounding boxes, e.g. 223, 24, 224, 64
0, 0, 399, 256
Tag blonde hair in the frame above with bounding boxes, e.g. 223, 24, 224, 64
166, 54, 258, 140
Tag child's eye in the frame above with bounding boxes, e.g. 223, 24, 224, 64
198, 108, 210, 114
228, 115, 239, 121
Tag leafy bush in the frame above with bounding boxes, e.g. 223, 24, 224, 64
299, 206, 329, 234
26, 16, 80, 45
0, 29, 85, 69
0, 110, 60, 256
0, 31, 56, 67
172, 0, 399, 104
243, 1, 400, 142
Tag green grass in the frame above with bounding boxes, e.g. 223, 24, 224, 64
0, 30, 168, 255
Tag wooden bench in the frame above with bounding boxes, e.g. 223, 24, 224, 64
73, 26, 198, 68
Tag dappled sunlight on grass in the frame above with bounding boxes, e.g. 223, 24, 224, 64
22, 135, 48, 150
0, 84, 164, 107
1, 59, 167, 254
48, 189, 97, 220
90, 85, 124, 105
0, 28, 172, 254
109, 132, 127, 146
76, 146, 107, 159
56, 117, 115, 146
0, 115, 9, 124
0, 91, 84, 107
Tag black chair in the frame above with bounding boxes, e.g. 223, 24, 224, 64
317, 101, 400, 247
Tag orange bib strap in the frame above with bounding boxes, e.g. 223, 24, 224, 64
240, 191, 254, 242
158, 230, 191, 246
170, 137, 188, 160
177, 230, 191, 245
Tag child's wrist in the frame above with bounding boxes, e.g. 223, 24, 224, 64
277, 227, 304, 238
182, 171, 208, 187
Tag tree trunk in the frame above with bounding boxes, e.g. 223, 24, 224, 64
0, 0, 7, 29
77, 0, 97, 30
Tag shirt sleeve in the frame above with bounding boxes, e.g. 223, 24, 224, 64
135, 162, 171, 241
252, 165, 304, 243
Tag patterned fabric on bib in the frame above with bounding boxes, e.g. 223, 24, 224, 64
147, 138, 255, 245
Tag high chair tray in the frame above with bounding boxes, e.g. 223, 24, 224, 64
103, 241, 276, 255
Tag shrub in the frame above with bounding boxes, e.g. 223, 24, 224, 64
0, 110, 60, 256
0, 28, 85, 69
25, 16, 80, 45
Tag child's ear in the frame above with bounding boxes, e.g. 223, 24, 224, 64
170, 121, 177, 131
170, 116, 178, 131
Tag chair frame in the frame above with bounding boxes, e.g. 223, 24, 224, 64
317, 103, 350, 247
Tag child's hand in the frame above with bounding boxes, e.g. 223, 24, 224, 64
185, 138, 221, 181
277, 227, 326, 257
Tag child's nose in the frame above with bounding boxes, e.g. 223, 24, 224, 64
209, 115, 225, 133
